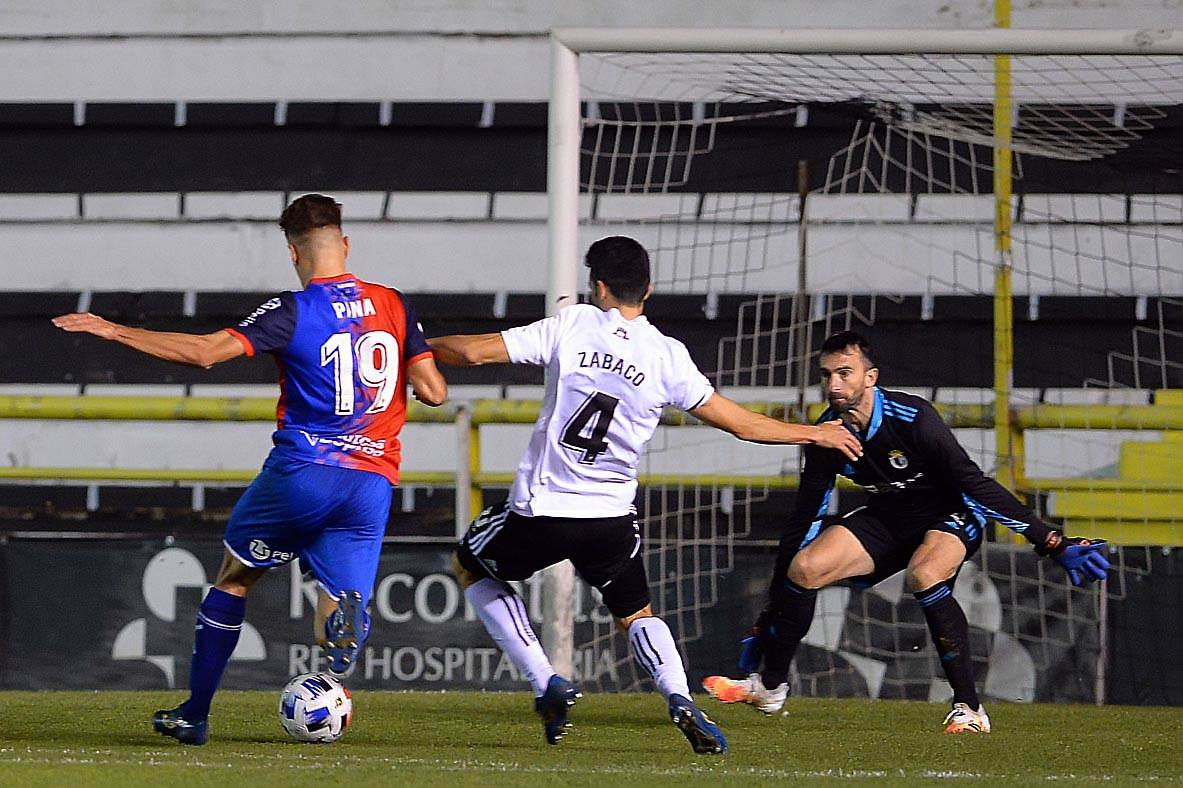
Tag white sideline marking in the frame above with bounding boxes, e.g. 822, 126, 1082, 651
0, 748, 1142, 781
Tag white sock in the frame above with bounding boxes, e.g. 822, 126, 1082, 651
465, 578, 555, 695
628, 616, 691, 700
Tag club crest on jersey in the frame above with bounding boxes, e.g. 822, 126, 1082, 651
331, 298, 376, 320
888, 449, 909, 470
612, 327, 629, 340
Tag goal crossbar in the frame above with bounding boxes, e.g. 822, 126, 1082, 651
553, 27, 1183, 55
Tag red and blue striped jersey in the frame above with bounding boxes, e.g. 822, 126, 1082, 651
225, 273, 432, 483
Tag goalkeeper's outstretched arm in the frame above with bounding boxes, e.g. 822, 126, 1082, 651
917, 399, 1111, 585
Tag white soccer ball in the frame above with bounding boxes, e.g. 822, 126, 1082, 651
278, 672, 353, 743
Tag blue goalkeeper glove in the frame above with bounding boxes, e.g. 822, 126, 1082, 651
738, 609, 773, 673
1036, 531, 1110, 586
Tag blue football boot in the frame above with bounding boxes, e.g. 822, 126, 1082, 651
152, 706, 209, 745
533, 675, 582, 745
668, 694, 728, 754
324, 590, 370, 676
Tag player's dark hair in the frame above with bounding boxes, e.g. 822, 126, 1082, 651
279, 194, 342, 238
584, 236, 651, 305
820, 330, 876, 368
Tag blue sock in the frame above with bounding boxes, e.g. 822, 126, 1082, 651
180, 587, 246, 721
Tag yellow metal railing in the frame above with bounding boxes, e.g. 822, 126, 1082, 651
8, 393, 1183, 429
4, 395, 1183, 541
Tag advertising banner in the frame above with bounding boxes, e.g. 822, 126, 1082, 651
0, 538, 1173, 705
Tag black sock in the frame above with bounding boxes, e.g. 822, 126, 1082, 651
914, 581, 979, 710
761, 578, 817, 689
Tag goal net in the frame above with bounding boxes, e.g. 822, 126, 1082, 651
551, 29, 1183, 702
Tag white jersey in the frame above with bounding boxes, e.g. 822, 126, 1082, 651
500, 303, 714, 518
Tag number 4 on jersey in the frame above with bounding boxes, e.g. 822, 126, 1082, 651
560, 391, 619, 464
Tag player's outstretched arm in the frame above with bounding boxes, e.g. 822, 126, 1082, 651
690, 393, 862, 461
427, 333, 511, 367
407, 356, 448, 406
52, 312, 245, 368
917, 401, 1111, 585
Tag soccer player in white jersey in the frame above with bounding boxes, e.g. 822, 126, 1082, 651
428, 236, 862, 753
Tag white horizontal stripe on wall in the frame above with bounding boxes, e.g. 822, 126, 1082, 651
184, 193, 286, 221
0, 418, 1142, 483
0, 199, 1178, 294
0, 194, 79, 221
386, 193, 490, 220
83, 193, 180, 220
0, 37, 548, 101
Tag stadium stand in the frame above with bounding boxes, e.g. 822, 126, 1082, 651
0, 101, 1179, 549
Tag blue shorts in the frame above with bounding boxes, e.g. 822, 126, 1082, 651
223, 455, 392, 606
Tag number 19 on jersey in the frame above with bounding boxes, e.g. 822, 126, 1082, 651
320, 330, 400, 416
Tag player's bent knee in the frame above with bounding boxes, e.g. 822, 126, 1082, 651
213, 581, 251, 597
905, 562, 955, 592
614, 604, 655, 631
213, 569, 261, 597
213, 548, 268, 595
451, 552, 483, 589
787, 551, 829, 589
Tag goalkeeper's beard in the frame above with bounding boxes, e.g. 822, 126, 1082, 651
828, 386, 868, 421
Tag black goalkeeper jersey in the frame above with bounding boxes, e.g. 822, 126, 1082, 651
784, 387, 1054, 552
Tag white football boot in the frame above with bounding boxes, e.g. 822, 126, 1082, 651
943, 702, 991, 733
702, 673, 788, 715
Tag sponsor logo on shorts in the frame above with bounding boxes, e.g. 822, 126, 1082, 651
250, 539, 295, 563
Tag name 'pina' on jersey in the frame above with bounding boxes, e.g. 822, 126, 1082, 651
501, 303, 714, 518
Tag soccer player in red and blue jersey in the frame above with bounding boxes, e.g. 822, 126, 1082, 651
53, 194, 447, 744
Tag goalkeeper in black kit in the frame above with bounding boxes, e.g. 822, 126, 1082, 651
704, 331, 1110, 733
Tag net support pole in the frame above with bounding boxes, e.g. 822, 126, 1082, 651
541, 33, 581, 678
993, 0, 1019, 513
1096, 577, 1110, 705
454, 404, 473, 537
795, 159, 810, 422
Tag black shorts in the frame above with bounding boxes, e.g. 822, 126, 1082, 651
822, 506, 984, 588
456, 499, 651, 619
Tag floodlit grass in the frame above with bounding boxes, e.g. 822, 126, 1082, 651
0, 690, 1180, 786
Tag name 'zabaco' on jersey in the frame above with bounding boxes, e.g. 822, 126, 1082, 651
223, 273, 433, 483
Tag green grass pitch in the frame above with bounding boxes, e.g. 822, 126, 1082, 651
0, 691, 1180, 786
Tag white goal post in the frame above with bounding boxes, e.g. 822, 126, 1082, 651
544, 26, 1183, 685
